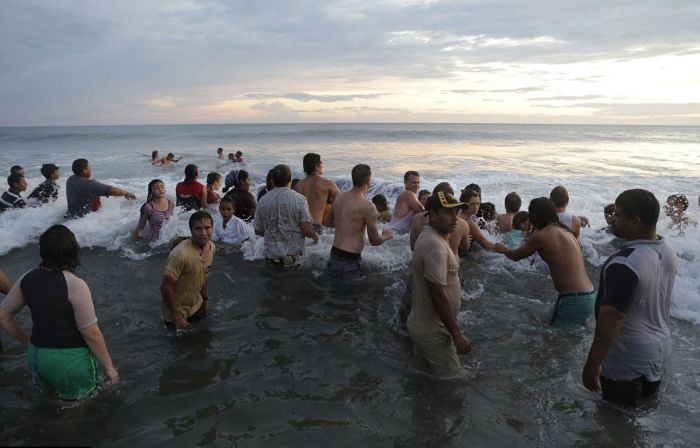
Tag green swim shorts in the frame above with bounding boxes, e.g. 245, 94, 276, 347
27, 344, 97, 400
550, 291, 596, 327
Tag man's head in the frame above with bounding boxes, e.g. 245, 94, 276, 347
460, 189, 481, 217
40, 164, 60, 181
217, 147, 223, 155
528, 197, 560, 230
271, 164, 292, 187
465, 183, 481, 195
351, 164, 371, 188
426, 191, 465, 235
10, 165, 24, 177
372, 194, 388, 212
504, 191, 522, 213
188, 210, 214, 247
403, 170, 420, 193
7, 173, 27, 192
303, 153, 322, 176
431, 182, 454, 196
613, 189, 659, 239
71, 159, 90, 177
549, 186, 569, 208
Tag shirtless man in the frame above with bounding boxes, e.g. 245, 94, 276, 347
294, 153, 340, 235
494, 197, 595, 326
495, 191, 522, 234
410, 182, 470, 257
389, 170, 424, 235
550, 186, 588, 238
326, 164, 393, 280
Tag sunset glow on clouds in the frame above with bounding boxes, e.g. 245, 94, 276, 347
1, 0, 699, 125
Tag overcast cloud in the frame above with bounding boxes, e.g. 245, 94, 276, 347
1, 0, 699, 125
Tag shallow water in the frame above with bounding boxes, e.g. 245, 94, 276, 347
1, 123, 699, 446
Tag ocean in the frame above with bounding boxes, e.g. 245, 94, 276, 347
0, 123, 699, 446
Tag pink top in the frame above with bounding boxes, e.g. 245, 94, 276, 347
137, 199, 175, 241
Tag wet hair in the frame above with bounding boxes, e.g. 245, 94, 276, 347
235, 150, 243, 158
372, 194, 388, 212
184, 164, 198, 183
141, 179, 164, 213
237, 170, 250, 189
167, 153, 175, 159
39, 225, 80, 272
604, 203, 615, 216
477, 202, 496, 221
504, 191, 522, 213
528, 197, 560, 230
666, 194, 689, 212
303, 153, 321, 176
71, 158, 89, 176
189, 210, 214, 230
512, 211, 530, 228
271, 164, 292, 187
228, 153, 235, 160
219, 195, 236, 209
549, 186, 569, 208
616, 189, 659, 228
418, 189, 430, 199
265, 169, 273, 188
7, 173, 23, 187
464, 183, 481, 194
206, 172, 222, 186
432, 182, 454, 195
351, 164, 371, 187
217, 147, 223, 154
151, 150, 159, 161
222, 170, 239, 193
404, 170, 419, 182
459, 189, 480, 203
10, 165, 23, 175
40, 163, 59, 180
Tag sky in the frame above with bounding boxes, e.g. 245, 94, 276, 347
1, 0, 700, 126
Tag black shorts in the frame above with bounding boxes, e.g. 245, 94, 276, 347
601, 375, 660, 406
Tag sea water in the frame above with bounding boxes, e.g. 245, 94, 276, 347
0, 123, 699, 446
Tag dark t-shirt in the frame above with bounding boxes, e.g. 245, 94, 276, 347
66, 175, 112, 217
28, 180, 59, 202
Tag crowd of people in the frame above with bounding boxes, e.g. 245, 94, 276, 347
0, 148, 693, 409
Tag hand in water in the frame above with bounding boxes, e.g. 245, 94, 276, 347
493, 243, 507, 254
105, 366, 119, 385
382, 227, 393, 240
453, 333, 472, 355
582, 361, 602, 392
175, 315, 189, 330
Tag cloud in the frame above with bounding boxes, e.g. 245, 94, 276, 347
571, 102, 700, 117
530, 95, 608, 102
451, 87, 545, 95
245, 92, 389, 102
250, 101, 301, 120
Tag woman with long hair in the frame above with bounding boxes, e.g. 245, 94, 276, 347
222, 169, 256, 222
175, 164, 207, 211
133, 179, 175, 241
0, 225, 118, 400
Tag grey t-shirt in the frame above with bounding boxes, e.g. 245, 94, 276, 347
596, 237, 678, 381
253, 187, 312, 258
66, 175, 112, 217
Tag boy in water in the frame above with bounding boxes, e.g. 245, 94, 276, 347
212, 196, 249, 246
503, 211, 530, 249
494, 197, 595, 326
496, 191, 522, 234
28, 163, 60, 203
372, 194, 393, 223
418, 189, 430, 208
0, 174, 28, 211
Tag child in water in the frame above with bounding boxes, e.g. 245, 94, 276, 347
206, 172, 222, 204
212, 196, 249, 246
503, 211, 530, 249
418, 189, 430, 208
133, 179, 175, 241
665, 194, 696, 236
372, 194, 393, 223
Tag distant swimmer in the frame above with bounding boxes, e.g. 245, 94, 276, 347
371, 194, 393, 223
550, 185, 589, 238
495, 191, 522, 234
65, 159, 136, 218
0, 174, 28, 212
583, 189, 678, 406
325, 164, 393, 281
160, 211, 215, 330
410, 182, 470, 258
254, 164, 318, 268
294, 153, 340, 236
408, 192, 471, 376
0, 225, 119, 398
494, 197, 595, 327
234, 150, 245, 164
217, 147, 225, 161
27, 163, 60, 204
458, 189, 496, 251
151, 150, 160, 165
175, 164, 207, 211
664, 194, 696, 236
133, 179, 175, 241
389, 170, 424, 235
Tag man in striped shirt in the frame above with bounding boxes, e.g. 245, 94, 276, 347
0, 174, 28, 212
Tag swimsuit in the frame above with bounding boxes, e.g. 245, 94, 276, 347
327, 246, 361, 281
550, 290, 595, 326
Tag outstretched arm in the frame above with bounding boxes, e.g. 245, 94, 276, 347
494, 233, 541, 260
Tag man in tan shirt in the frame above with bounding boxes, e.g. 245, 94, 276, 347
160, 211, 216, 329
408, 192, 472, 376
294, 153, 340, 235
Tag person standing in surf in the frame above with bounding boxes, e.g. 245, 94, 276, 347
389, 171, 424, 235
294, 153, 340, 236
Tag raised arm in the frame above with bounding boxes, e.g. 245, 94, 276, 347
109, 186, 136, 200
494, 232, 542, 261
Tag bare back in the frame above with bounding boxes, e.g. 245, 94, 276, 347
295, 175, 340, 224
331, 189, 377, 253
411, 211, 469, 257
393, 189, 423, 219
532, 224, 593, 293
